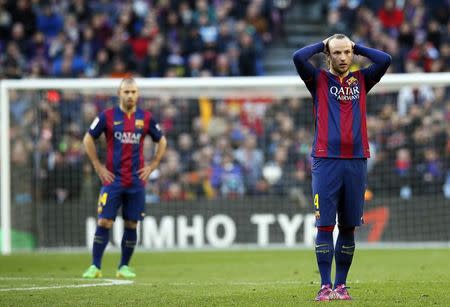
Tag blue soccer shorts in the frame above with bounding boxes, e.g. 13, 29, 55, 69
311, 157, 367, 227
96, 184, 146, 221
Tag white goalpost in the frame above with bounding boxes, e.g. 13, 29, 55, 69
1, 73, 450, 255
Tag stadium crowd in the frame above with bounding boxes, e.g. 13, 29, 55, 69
326, 0, 449, 73
9, 86, 450, 207
0, 0, 286, 78
5, 0, 450, 208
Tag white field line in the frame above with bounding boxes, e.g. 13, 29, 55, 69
0, 278, 133, 292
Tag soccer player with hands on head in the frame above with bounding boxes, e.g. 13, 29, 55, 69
293, 34, 391, 301
82, 77, 167, 279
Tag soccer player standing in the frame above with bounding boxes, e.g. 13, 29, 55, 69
82, 78, 167, 278
292, 34, 391, 300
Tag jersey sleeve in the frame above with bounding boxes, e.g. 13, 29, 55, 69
292, 42, 323, 95
147, 118, 163, 142
88, 112, 106, 139
355, 44, 392, 93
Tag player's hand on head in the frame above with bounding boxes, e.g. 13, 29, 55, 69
93, 163, 115, 184
138, 161, 159, 181
322, 36, 333, 53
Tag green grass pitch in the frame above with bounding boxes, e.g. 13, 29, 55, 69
0, 249, 449, 306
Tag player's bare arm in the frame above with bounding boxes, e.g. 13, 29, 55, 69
83, 133, 115, 184
138, 135, 167, 181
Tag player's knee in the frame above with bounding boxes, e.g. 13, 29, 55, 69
124, 220, 138, 229
98, 218, 114, 229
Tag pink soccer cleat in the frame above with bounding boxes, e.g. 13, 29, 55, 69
315, 284, 333, 301
332, 284, 352, 300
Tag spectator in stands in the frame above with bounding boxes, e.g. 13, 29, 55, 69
211, 151, 245, 198
140, 42, 167, 77
245, 2, 271, 43
3, 0, 450, 204
9, 22, 28, 56
177, 133, 195, 172
417, 148, 444, 194
234, 134, 264, 195
1, 41, 26, 78
327, 0, 358, 36
161, 181, 189, 201
0, 0, 281, 79
52, 42, 86, 77
36, 3, 63, 39
397, 85, 435, 116
262, 145, 291, 196
10, 0, 36, 37
186, 52, 204, 77
216, 22, 233, 53
394, 148, 414, 199
78, 25, 101, 65
214, 53, 234, 76
68, 0, 91, 26
11, 138, 33, 207
377, 0, 404, 35
238, 31, 258, 76
0, 3, 12, 42
426, 19, 442, 50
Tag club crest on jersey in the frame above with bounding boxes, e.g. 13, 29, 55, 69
329, 85, 360, 101
114, 131, 142, 144
346, 76, 358, 86
135, 119, 144, 129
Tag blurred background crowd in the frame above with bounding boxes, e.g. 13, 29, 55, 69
0, 0, 448, 78
0, 0, 286, 78
326, 0, 449, 73
3, 0, 449, 209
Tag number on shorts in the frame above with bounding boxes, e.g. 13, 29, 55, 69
98, 192, 108, 206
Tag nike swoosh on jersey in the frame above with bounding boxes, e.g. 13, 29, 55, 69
114, 121, 122, 125
315, 244, 329, 248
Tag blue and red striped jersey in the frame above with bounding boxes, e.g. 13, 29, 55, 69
88, 106, 163, 187
293, 42, 391, 159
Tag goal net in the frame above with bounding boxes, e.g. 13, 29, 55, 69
1, 74, 449, 254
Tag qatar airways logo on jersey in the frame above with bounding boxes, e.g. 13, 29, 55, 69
329, 86, 360, 101
114, 131, 142, 144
